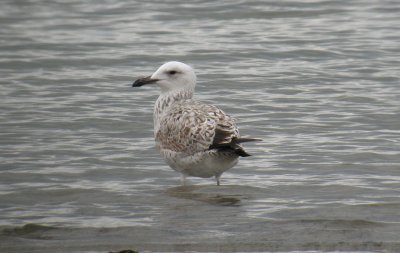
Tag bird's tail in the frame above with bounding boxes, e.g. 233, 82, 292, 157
235, 137, 262, 144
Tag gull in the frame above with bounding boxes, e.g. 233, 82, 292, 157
132, 61, 259, 185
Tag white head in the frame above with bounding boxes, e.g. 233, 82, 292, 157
133, 61, 196, 93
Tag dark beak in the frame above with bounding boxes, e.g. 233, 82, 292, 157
132, 75, 159, 87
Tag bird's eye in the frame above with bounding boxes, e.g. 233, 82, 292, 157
168, 70, 177, 75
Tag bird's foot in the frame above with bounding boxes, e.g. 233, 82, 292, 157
215, 175, 221, 186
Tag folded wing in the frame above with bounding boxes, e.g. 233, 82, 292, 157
156, 100, 239, 155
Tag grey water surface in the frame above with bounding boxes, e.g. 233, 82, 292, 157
1, 0, 400, 252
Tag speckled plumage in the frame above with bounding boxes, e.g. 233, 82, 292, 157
133, 61, 258, 185
155, 98, 239, 155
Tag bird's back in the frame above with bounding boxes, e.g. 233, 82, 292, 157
155, 99, 240, 156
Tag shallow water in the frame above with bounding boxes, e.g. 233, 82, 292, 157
1, 0, 400, 252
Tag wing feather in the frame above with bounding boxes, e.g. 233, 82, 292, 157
156, 100, 239, 155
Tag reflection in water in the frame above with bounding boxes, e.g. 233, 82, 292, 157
166, 185, 242, 206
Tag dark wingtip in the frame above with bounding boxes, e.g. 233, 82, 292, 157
234, 148, 252, 157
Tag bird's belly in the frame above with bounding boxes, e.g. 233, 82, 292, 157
159, 149, 238, 178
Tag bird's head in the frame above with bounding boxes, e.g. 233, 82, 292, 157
133, 61, 196, 93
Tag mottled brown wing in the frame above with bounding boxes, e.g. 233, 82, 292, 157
155, 100, 239, 155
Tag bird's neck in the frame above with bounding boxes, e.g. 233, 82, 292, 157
153, 88, 193, 134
